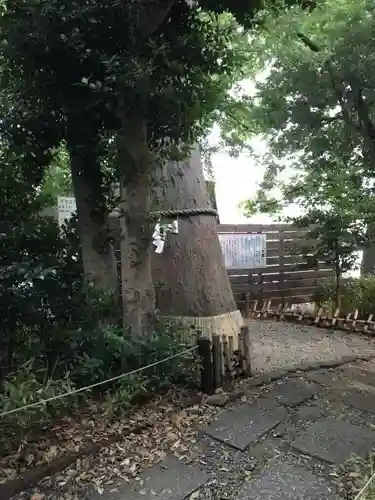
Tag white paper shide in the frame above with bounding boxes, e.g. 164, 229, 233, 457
152, 219, 179, 254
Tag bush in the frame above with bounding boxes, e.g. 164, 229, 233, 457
0, 319, 198, 448
0, 361, 84, 453
0, 165, 199, 451
0, 362, 81, 426
67, 317, 198, 391
314, 275, 375, 317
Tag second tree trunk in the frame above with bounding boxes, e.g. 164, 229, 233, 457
117, 117, 155, 336
69, 145, 118, 293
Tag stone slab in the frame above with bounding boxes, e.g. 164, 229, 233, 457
90, 455, 208, 500
238, 458, 341, 499
292, 417, 375, 464
305, 370, 343, 387
345, 368, 375, 392
344, 391, 375, 414
293, 405, 323, 423
263, 379, 319, 407
202, 398, 286, 450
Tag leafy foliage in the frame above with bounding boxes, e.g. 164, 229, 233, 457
0, 319, 197, 447
0, 365, 82, 431
240, 0, 375, 285
42, 144, 73, 202
0, 157, 197, 450
0, 2, 254, 173
315, 276, 375, 318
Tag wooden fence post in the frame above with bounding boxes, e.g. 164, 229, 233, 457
228, 336, 234, 378
240, 325, 252, 377
238, 329, 246, 374
244, 292, 250, 318
212, 334, 223, 390
222, 337, 230, 381
279, 228, 285, 307
197, 337, 214, 395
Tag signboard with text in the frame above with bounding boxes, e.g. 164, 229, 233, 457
218, 232, 266, 269
57, 196, 76, 227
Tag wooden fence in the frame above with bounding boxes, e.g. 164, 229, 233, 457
111, 219, 332, 312
198, 325, 251, 394
218, 223, 334, 313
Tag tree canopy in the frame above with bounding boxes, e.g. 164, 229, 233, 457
0, 0, 315, 334
240, 0, 375, 280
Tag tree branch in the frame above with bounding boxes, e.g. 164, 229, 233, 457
137, 0, 177, 39
297, 32, 364, 135
356, 88, 375, 157
297, 32, 320, 52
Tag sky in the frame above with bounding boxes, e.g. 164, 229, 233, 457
209, 72, 282, 225
208, 70, 306, 226
210, 133, 301, 225
213, 148, 270, 224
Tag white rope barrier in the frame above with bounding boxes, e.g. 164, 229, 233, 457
0, 346, 197, 418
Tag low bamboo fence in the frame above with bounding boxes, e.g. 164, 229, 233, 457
248, 300, 375, 335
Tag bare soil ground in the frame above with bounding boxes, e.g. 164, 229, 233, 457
248, 319, 375, 373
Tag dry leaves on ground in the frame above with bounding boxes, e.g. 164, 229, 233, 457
5, 389, 221, 500
0, 388, 207, 484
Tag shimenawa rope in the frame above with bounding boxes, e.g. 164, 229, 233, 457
150, 207, 218, 219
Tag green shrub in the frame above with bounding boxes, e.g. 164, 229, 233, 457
0, 317, 199, 448
0, 203, 198, 442
0, 361, 84, 453
314, 275, 375, 317
0, 166, 199, 447
0, 363, 81, 426
66, 317, 198, 390
103, 374, 148, 417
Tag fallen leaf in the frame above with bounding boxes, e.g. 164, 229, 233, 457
31, 493, 45, 500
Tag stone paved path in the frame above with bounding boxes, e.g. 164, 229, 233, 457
93, 358, 375, 499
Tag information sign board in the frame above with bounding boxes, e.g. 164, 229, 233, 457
57, 196, 76, 227
218, 232, 266, 269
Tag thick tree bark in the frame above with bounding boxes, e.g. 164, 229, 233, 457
68, 145, 118, 292
152, 146, 243, 339
117, 118, 155, 336
206, 179, 220, 224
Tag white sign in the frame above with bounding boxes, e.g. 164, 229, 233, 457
218, 233, 266, 269
57, 196, 76, 226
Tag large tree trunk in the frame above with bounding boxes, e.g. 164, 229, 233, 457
68, 144, 118, 292
117, 118, 155, 336
361, 223, 375, 275
152, 146, 243, 341
205, 179, 220, 224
